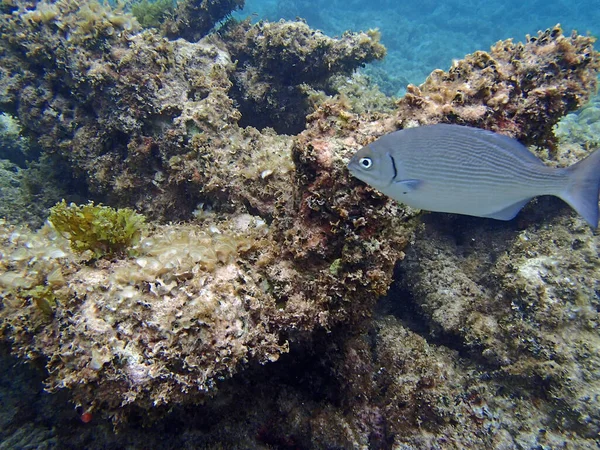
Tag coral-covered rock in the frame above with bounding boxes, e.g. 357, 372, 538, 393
396, 26, 600, 147
223, 19, 386, 133
395, 207, 600, 442
163, 0, 244, 41
1, 0, 600, 441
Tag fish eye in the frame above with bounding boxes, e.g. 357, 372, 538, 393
359, 157, 372, 169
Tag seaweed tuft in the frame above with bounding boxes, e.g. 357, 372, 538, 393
131, 0, 175, 29
48, 200, 146, 259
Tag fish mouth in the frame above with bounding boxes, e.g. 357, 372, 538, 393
346, 157, 360, 175
347, 160, 391, 189
347, 159, 366, 181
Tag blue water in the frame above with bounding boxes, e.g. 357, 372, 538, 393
237, 0, 600, 95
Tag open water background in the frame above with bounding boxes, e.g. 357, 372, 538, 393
238, 0, 600, 96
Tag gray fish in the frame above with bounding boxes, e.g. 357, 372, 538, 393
347, 124, 600, 227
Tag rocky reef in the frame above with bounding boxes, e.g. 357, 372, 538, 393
0, 114, 66, 228
388, 211, 599, 448
163, 0, 244, 41
396, 26, 600, 148
0, 0, 599, 446
0, 0, 386, 221
0, 0, 403, 424
223, 19, 386, 133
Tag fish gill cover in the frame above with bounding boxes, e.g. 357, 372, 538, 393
0, 0, 599, 447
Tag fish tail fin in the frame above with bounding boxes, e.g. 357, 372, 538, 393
561, 148, 600, 228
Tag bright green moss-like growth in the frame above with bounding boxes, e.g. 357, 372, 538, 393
131, 0, 174, 29
49, 200, 146, 258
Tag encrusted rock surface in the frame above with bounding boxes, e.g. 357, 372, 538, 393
396, 26, 600, 147
0, 0, 599, 445
223, 19, 386, 133
164, 0, 244, 42
0, 0, 386, 220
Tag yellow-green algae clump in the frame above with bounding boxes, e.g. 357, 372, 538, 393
48, 200, 146, 259
131, 0, 174, 29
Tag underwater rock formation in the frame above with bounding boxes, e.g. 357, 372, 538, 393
0, 0, 385, 220
163, 0, 244, 41
0, 217, 290, 419
0, 187, 409, 422
396, 26, 600, 147
555, 93, 600, 148
0, 114, 66, 227
223, 19, 386, 134
389, 206, 600, 447
132, 0, 243, 37
0, 0, 600, 444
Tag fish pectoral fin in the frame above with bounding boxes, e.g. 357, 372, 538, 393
394, 179, 422, 192
482, 199, 530, 221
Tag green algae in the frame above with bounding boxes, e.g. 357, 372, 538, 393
48, 200, 146, 259
131, 0, 174, 29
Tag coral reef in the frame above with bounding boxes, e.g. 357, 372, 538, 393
222, 19, 386, 133
396, 26, 600, 147
163, 0, 244, 41
1, 0, 600, 446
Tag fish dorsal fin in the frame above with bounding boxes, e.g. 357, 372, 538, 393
482, 198, 531, 220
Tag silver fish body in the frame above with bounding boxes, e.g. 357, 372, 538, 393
347, 124, 600, 227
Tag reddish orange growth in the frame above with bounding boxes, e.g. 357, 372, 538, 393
80, 412, 93, 423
